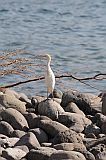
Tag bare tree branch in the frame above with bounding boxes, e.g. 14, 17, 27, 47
0, 73, 106, 89
0, 50, 106, 91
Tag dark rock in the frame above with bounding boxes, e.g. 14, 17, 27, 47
36, 119, 68, 138
32, 116, 51, 129
85, 136, 106, 150
23, 112, 37, 129
31, 97, 38, 106
0, 147, 4, 156
1, 108, 29, 131
15, 132, 40, 150
83, 138, 97, 149
86, 115, 96, 124
90, 144, 106, 159
84, 123, 101, 136
101, 92, 106, 116
65, 102, 85, 116
37, 115, 51, 121
95, 113, 106, 127
49, 150, 86, 160
49, 89, 63, 99
52, 129, 83, 145
26, 147, 55, 160
61, 90, 99, 115
101, 122, 106, 134
0, 121, 14, 137
86, 133, 97, 139
38, 99, 64, 120
31, 96, 46, 104
0, 106, 5, 114
58, 112, 91, 132
81, 150, 96, 160
29, 128, 48, 144
2, 147, 26, 160
31, 96, 46, 113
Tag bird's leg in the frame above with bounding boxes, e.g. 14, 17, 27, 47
47, 90, 49, 100
51, 92, 54, 101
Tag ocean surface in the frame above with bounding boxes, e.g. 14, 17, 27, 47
0, 0, 106, 96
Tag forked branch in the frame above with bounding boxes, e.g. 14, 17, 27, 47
0, 73, 106, 89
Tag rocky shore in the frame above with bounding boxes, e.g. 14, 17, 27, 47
0, 88, 106, 160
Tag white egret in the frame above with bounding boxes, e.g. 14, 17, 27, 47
36, 54, 55, 99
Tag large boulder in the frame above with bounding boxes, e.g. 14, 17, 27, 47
36, 119, 68, 138
23, 112, 38, 129
0, 108, 29, 131
61, 90, 99, 115
49, 150, 86, 160
0, 89, 26, 113
26, 147, 56, 160
29, 128, 48, 144
2, 147, 26, 160
0, 121, 14, 137
58, 112, 91, 132
65, 102, 85, 116
38, 99, 64, 120
31, 116, 51, 129
15, 132, 40, 150
52, 129, 83, 145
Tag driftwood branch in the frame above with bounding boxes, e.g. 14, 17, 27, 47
0, 73, 106, 89
0, 50, 106, 90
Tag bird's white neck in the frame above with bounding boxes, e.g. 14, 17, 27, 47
47, 59, 51, 70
